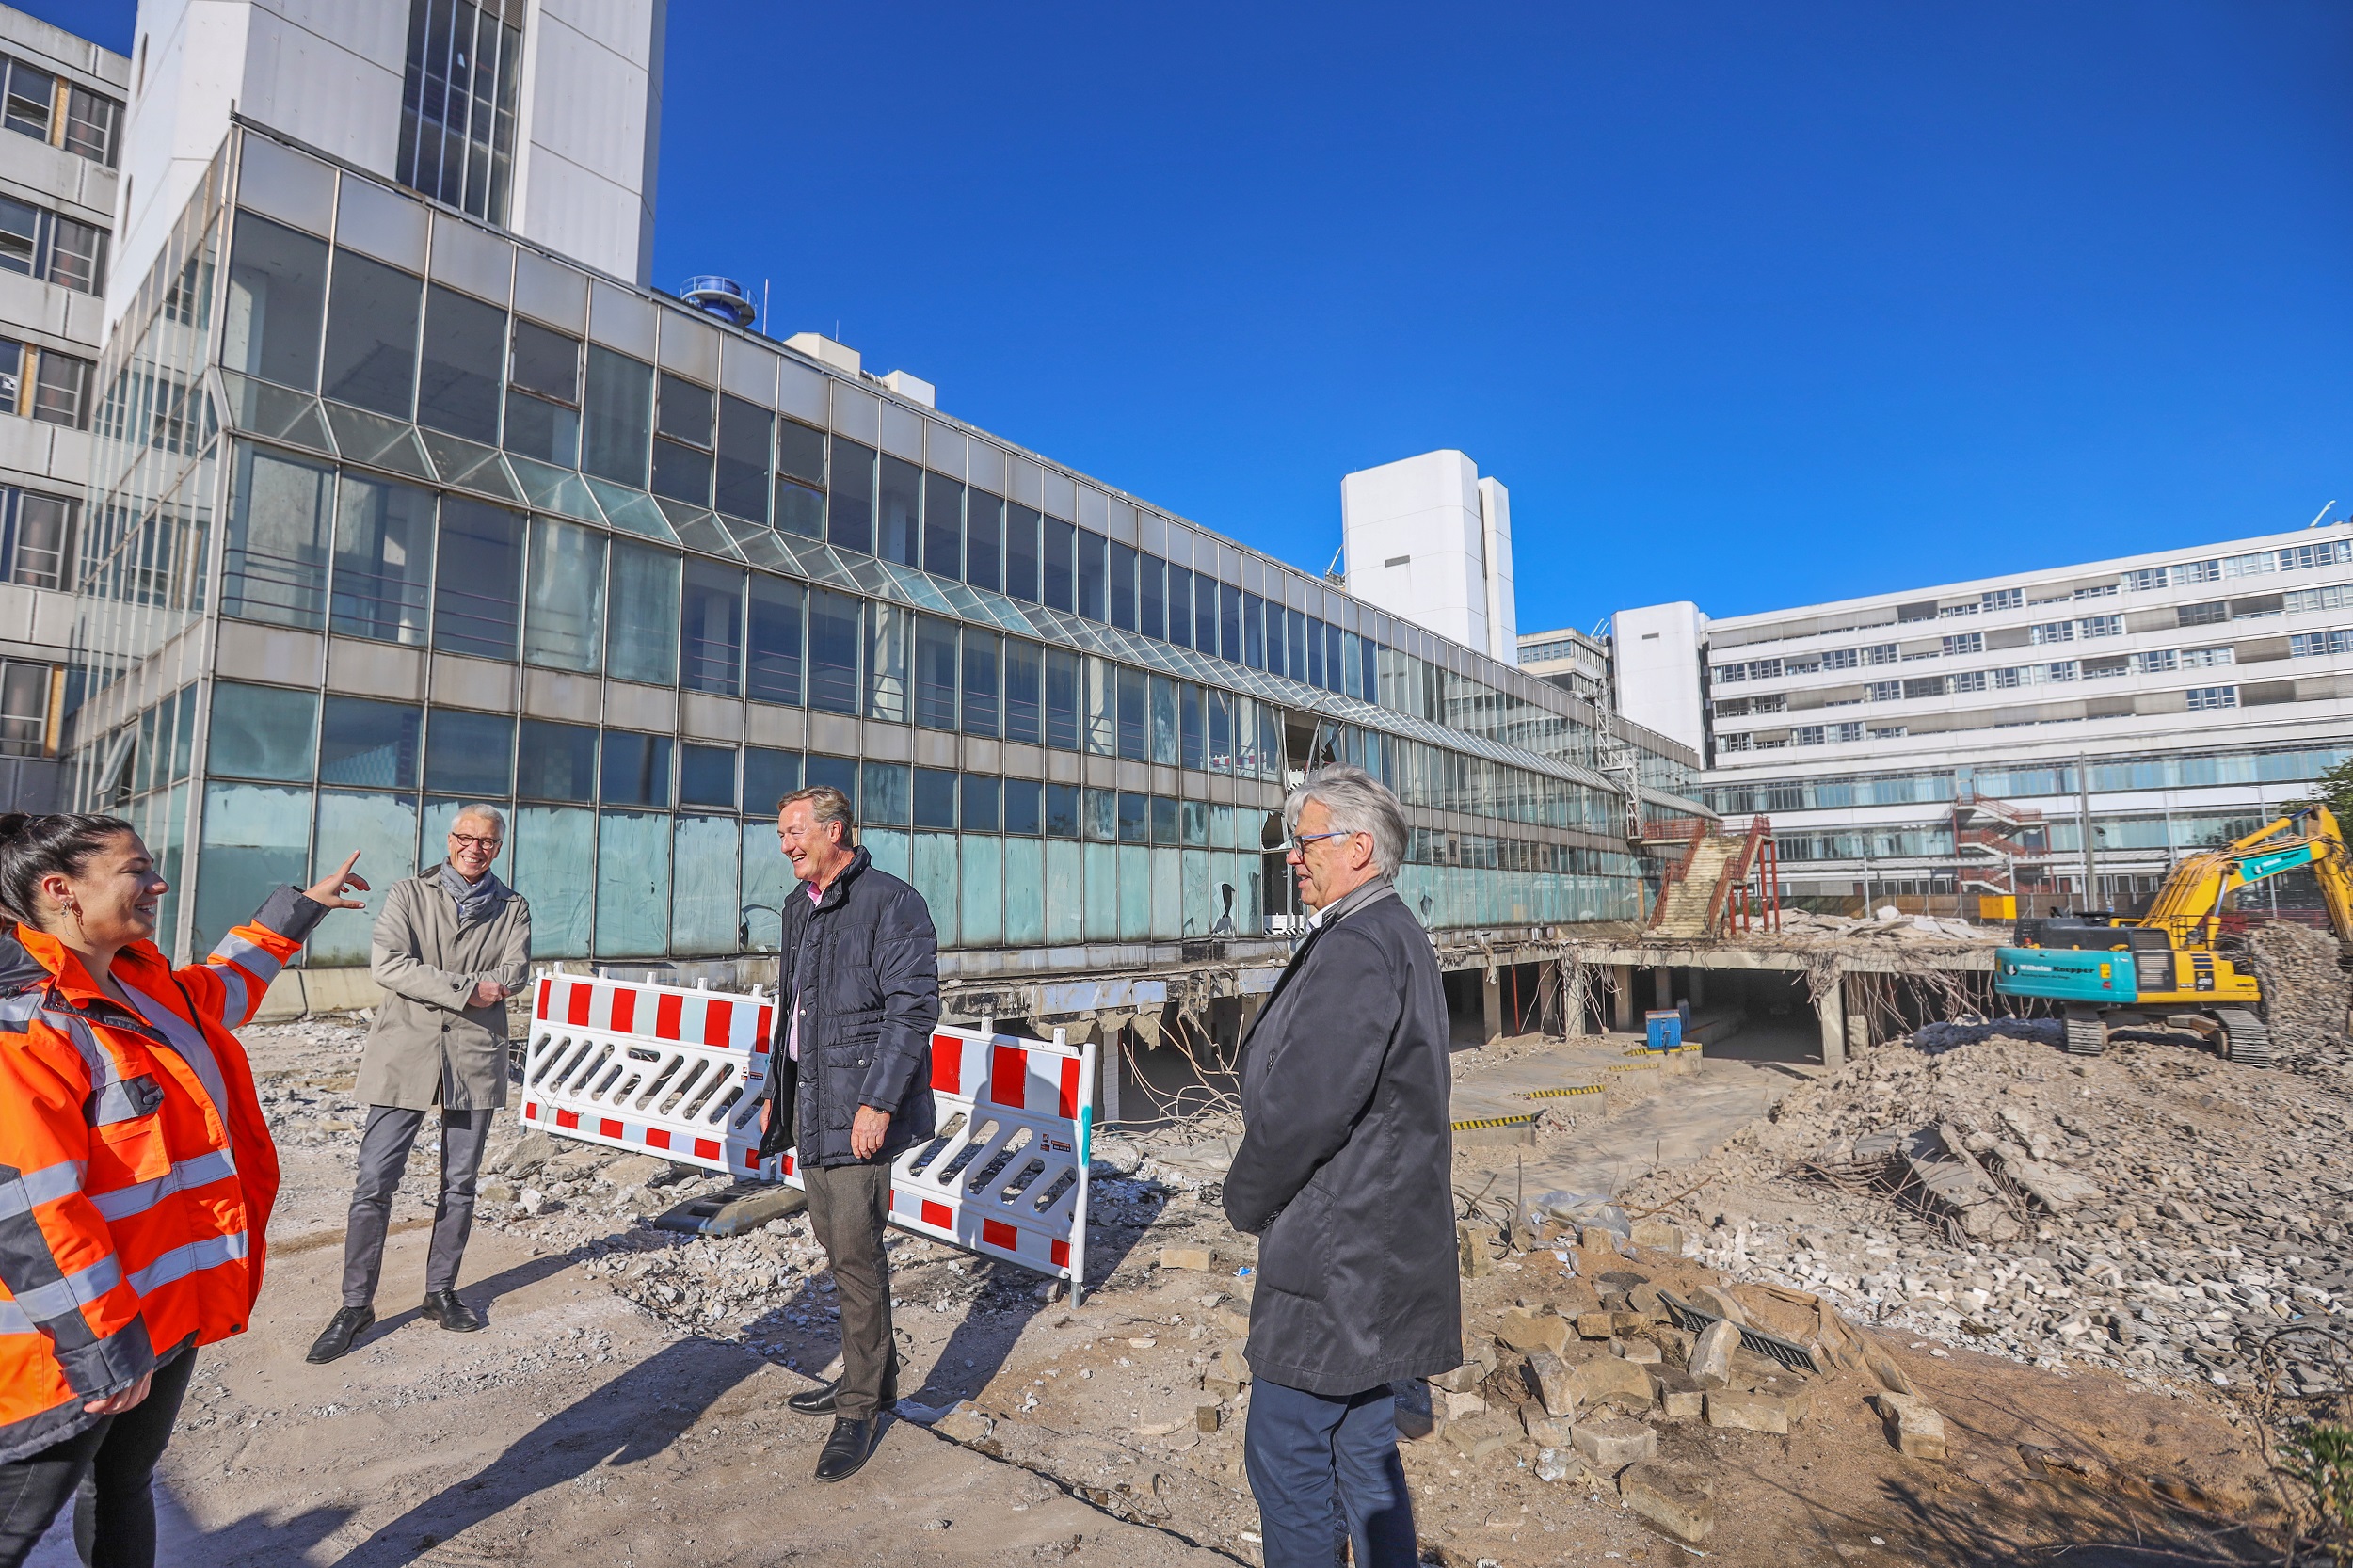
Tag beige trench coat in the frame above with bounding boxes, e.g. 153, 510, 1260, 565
360, 866, 532, 1112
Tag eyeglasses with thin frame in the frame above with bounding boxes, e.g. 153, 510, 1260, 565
448, 832, 503, 852
1281, 829, 1359, 858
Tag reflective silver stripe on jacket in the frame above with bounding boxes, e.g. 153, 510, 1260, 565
208, 965, 248, 1022
89, 1147, 237, 1224
0, 1160, 87, 1222
0, 1302, 28, 1334
115, 979, 236, 1151
8, 1253, 121, 1320
125, 1229, 248, 1297
46, 1012, 136, 1122
0, 991, 42, 1030
205, 933, 281, 989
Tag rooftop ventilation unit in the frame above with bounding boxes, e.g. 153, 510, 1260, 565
681, 276, 755, 328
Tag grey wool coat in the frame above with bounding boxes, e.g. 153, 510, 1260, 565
360, 865, 532, 1112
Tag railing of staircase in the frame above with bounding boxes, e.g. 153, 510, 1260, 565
1709, 815, 1777, 936
1644, 817, 1710, 930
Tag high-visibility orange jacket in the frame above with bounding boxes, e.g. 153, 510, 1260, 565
0, 886, 324, 1463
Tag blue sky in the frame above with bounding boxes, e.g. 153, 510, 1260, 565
44, 2, 2353, 633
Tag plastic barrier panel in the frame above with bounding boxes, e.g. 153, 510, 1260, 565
518, 974, 776, 1171
519, 972, 1095, 1296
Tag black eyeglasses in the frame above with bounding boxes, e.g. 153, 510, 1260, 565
448, 833, 503, 852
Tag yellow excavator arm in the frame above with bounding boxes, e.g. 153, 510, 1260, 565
2139, 805, 2352, 944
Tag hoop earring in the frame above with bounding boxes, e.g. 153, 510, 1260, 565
62, 898, 86, 944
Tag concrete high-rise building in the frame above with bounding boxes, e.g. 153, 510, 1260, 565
109, 0, 662, 328
1515, 624, 1611, 709
1608, 525, 2353, 913
46, 4, 1700, 1022
1341, 450, 1517, 665
0, 7, 125, 808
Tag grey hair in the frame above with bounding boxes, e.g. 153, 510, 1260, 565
779, 784, 857, 847
451, 803, 506, 837
1285, 765, 1407, 879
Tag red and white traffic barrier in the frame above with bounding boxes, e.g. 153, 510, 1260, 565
518, 970, 1095, 1298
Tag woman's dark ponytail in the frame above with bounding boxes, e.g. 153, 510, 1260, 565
0, 813, 136, 927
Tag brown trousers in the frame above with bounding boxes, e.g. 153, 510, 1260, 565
803, 1160, 896, 1420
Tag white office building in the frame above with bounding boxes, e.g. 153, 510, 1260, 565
1612, 523, 2353, 912
0, 8, 124, 808
1341, 449, 1517, 665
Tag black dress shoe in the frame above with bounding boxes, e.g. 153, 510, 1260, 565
305, 1305, 374, 1364
788, 1361, 898, 1417
814, 1416, 877, 1481
420, 1289, 484, 1333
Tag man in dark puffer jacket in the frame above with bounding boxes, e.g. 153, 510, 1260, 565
758, 784, 938, 1481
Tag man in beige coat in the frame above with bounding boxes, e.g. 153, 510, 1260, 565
307, 804, 531, 1363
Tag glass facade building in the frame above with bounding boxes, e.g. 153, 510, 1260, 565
69, 126, 1698, 976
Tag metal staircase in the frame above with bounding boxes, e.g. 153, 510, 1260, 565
1645, 817, 1781, 938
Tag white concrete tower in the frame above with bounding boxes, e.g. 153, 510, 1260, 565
1340, 450, 1519, 664
107, 0, 664, 326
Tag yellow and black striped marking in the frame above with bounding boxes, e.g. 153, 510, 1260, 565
1450, 1113, 1540, 1133
1521, 1084, 1604, 1100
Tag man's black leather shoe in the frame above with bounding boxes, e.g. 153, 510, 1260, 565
814, 1416, 877, 1481
788, 1360, 897, 1417
305, 1305, 374, 1364
421, 1289, 484, 1333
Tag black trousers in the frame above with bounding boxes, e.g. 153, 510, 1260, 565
802, 1161, 895, 1421
0, 1347, 197, 1568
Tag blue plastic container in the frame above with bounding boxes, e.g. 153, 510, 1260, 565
1644, 1010, 1683, 1051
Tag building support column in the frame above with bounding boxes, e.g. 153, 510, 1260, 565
1817, 970, 1847, 1070
1482, 966, 1504, 1047
1653, 966, 1673, 1012
1563, 962, 1591, 1037
1612, 965, 1637, 1032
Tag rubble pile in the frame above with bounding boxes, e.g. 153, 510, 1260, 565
1625, 1029, 2353, 1396
2242, 919, 2353, 1062
1777, 906, 1994, 943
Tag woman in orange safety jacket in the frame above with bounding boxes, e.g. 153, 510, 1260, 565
0, 812, 365, 1568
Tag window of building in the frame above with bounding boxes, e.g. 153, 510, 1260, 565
807, 589, 860, 714
1820, 648, 1858, 671
6, 490, 72, 589
505, 319, 580, 466
1043, 646, 1080, 750
2222, 552, 2276, 579
29, 345, 92, 429
1941, 632, 1981, 656
1869, 725, 1908, 739
1043, 781, 1079, 838
2079, 614, 2122, 639
398, 0, 522, 225
2285, 583, 2353, 615
680, 560, 743, 694
432, 497, 524, 660
743, 747, 799, 815
1002, 502, 1039, 602
680, 744, 737, 809
1164, 566, 1193, 651
0, 661, 48, 757
1147, 674, 1178, 765
876, 455, 920, 568
1041, 516, 1076, 612
962, 630, 1000, 736
913, 767, 956, 829
322, 250, 423, 417
651, 373, 713, 506
1179, 681, 1205, 769
1, 57, 51, 141
921, 471, 963, 580
2181, 645, 2234, 668
415, 283, 504, 443
517, 719, 597, 801
521, 515, 603, 671
2185, 685, 2237, 712
1952, 669, 1988, 693
1077, 530, 1109, 622
2177, 600, 2228, 628
582, 346, 652, 487
861, 761, 909, 826
62, 80, 121, 166
913, 615, 957, 729
227, 213, 328, 392
746, 575, 804, 705
605, 541, 680, 685
827, 438, 876, 555
44, 216, 102, 295
207, 682, 318, 782
1716, 732, 1751, 753
713, 394, 772, 524
330, 473, 435, 645
866, 603, 908, 723
1003, 777, 1041, 835
1115, 665, 1147, 760
1833, 722, 1865, 744
1218, 582, 1242, 663
2124, 567, 2169, 592
2291, 629, 2353, 658
1108, 541, 1137, 632
2135, 648, 2178, 673
601, 730, 672, 808
1003, 637, 1041, 744
1902, 676, 1947, 699
0, 196, 34, 277
2030, 620, 2074, 645
223, 446, 333, 628
2281, 539, 2353, 573
424, 709, 513, 795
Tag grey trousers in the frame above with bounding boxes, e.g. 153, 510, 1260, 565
342, 1105, 493, 1307
803, 1161, 895, 1421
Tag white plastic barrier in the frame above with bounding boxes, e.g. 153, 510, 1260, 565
518, 971, 1096, 1296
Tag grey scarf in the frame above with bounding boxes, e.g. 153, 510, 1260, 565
440, 863, 504, 929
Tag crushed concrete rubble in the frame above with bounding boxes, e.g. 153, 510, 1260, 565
2243, 919, 2353, 1065
1622, 1019, 2353, 1400
1776, 906, 1995, 943
211, 1010, 2297, 1566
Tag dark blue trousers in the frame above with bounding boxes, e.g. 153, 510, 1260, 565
1242, 1378, 1418, 1568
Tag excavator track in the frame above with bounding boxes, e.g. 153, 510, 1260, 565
2216, 1007, 2271, 1068
2063, 1006, 2107, 1057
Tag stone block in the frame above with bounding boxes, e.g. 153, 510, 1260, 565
1522, 1408, 1574, 1447
1442, 1389, 1488, 1421
1498, 1307, 1572, 1355
1196, 1402, 1222, 1433
1571, 1415, 1657, 1470
1613, 1310, 1653, 1335
1576, 1310, 1616, 1340
1693, 1285, 1748, 1324
1524, 1351, 1574, 1416
934, 1401, 994, 1444
1867, 1349, 1916, 1397
1204, 1375, 1242, 1400
1705, 1388, 1807, 1434
1689, 1320, 1739, 1387
1215, 1305, 1252, 1336
1613, 1337, 1662, 1366
1620, 1463, 1715, 1544
1648, 1368, 1705, 1420
1159, 1246, 1214, 1272
1567, 1354, 1655, 1414
1629, 1219, 1687, 1254
1874, 1392, 1948, 1461
1448, 1414, 1513, 1461
1579, 1225, 1621, 1256
1628, 1282, 1663, 1316
1459, 1222, 1493, 1278
1556, 1275, 1604, 1316
1215, 1343, 1251, 1384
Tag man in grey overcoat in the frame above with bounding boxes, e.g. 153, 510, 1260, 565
307, 804, 531, 1363
1223, 765, 1457, 1568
